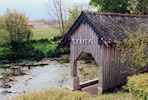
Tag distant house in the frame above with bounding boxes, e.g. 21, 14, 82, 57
27, 20, 53, 29
27, 21, 44, 29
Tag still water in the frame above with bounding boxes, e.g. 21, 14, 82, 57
0, 60, 70, 100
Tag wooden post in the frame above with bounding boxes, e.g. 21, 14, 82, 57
98, 65, 103, 95
97, 44, 105, 95
71, 60, 77, 77
67, 60, 80, 90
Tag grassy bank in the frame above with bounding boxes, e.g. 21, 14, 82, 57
32, 40, 69, 58
10, 87, 134, 100
11, 88, 92, 100
31, 28, 62, 58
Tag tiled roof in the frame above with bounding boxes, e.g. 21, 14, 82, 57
84, 11, 148, 43
27, 21, 44, 25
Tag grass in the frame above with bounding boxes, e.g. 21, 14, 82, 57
10, 87, 134, 100
11, 88, 92, 100
32, 41, 58, 51
97, 91, 133, 100
31, 28, 61, 40
30, 28, 66, 58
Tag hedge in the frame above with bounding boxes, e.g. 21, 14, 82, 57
126, 73, 148, 100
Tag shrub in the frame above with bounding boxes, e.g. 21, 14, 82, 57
10, 42, 34, 59
126, 73, 148, 100
115, 25, 148, 74
12, 88, 92, 100
34, 48, 45, 58
47, 48, 60, 58
0, 9, 33, 60
0, 9, 32, 45
32, 40, 69, 59
0, 43, 34, 60
33, 44, 60, 58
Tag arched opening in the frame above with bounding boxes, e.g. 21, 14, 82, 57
74, 52, 99, 95
77, 52, 99, 83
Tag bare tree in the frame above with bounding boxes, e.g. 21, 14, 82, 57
45, 0, 69, 37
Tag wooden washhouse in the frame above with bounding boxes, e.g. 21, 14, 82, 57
57, 11, 148, 94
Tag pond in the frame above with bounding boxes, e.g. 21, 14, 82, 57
0, 59, 70, 100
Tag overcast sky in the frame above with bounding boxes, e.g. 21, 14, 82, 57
0, 0, 95, 21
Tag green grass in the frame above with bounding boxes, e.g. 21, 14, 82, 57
31, 28, 61, 40
32, 41, 58, 49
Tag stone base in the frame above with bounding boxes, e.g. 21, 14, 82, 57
67, 77, 80, 91
97, 86, 103, 95
81, 83, 98, 96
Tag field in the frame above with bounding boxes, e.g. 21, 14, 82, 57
31, 28, 61, 40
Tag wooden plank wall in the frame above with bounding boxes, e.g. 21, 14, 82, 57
70, 22, 128, 91
70, 23, 99, 62
101, 43, 128, 90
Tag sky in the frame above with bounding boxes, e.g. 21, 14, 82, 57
0, 0, 95, 21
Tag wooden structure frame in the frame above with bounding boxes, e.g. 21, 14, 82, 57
57, 11, 148, 94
